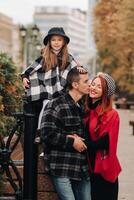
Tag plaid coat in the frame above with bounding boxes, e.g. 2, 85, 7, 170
40, 93, 90, 181
21, 54, 76, 101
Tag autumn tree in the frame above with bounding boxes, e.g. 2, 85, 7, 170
93, 0, 134, 97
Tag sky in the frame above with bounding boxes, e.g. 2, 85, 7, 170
0, 0, 88, 24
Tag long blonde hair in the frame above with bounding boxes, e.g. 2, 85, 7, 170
41, 39, 69, 71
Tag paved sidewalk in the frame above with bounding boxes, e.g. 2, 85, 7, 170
118, 109, 134, 200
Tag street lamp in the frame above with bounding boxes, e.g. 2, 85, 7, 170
19, 24, 41, 200
19, 24, 41, 68
19, 25, 27, 38
32, 24, 40, 37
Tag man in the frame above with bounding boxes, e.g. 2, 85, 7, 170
40, 67, 91, 200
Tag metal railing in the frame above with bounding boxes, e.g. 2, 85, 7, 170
0, 103, 40, 200
0, 113, 24, 200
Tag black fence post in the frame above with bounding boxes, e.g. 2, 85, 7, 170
23, 101, 38, 200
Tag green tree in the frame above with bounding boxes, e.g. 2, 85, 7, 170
0, 53, 24, 136
93, 0, 134, 96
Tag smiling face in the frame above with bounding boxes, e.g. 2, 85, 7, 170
89, 77, 103, 102
50, 35, 65, 51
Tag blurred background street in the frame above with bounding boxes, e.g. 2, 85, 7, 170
118, 109, 134, 200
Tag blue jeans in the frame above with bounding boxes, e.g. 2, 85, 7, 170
52, 176, 91, 200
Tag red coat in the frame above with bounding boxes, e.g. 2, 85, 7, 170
85, 106, 122, 183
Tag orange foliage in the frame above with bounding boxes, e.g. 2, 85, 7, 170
93, 0, 134, 93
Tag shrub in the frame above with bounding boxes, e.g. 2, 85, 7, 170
0, 53, 24, 136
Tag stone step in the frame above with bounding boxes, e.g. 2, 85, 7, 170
38, 192, 59, 200
1, 182, 15, 194
1, 144, 60, 199
11, 143, 23, 161
0, 197, 16, 200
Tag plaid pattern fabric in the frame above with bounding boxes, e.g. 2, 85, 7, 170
40, 93, 90, 180
21, 55, 76, 101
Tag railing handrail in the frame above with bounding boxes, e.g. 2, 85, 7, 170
0, 112, 24, 200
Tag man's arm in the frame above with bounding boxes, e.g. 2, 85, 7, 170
40, 107, 74, 149
40, 106, 87, 152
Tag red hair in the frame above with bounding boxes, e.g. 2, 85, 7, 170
85, 75, 113, 116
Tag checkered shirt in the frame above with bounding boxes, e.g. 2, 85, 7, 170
40, 93, 90, 181
21, 55, 76, 101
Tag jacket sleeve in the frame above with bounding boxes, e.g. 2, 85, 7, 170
108, 111, 120, 156
69, 54, 79, 68
40, 106, 74, 149
21, 56, 43, 79
98, 110, 120, 156
85, 133, 109, 151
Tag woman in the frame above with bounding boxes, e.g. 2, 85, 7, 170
21, 27, 78, 132
84, 72, 122, 200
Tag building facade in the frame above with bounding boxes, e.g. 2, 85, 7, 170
33, 6, 88, 65
0, 12, 20, 64
87, 0, 98, 76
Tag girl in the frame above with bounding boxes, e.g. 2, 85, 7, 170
21, 27, 79, 133
84, 72, 122, 200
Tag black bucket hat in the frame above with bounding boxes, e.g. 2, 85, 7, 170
43, 27, 70, 45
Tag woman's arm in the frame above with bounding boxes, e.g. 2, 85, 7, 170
85, 133, 109, 151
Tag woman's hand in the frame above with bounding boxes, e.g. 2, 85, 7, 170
22, 77, 30, 88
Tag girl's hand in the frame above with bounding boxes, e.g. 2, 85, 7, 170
77, 66, 87, 74
23, 77, 30, 88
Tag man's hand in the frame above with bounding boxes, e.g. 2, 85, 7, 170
73, 137, 87, 152
67, 134, 85, 141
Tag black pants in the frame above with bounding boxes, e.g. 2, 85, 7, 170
91, 174, 118, 200
23, 99, 43, 132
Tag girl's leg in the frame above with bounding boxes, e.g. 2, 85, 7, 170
37, 100, 49, 129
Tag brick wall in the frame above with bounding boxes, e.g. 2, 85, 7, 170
38, 157, 59, 200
